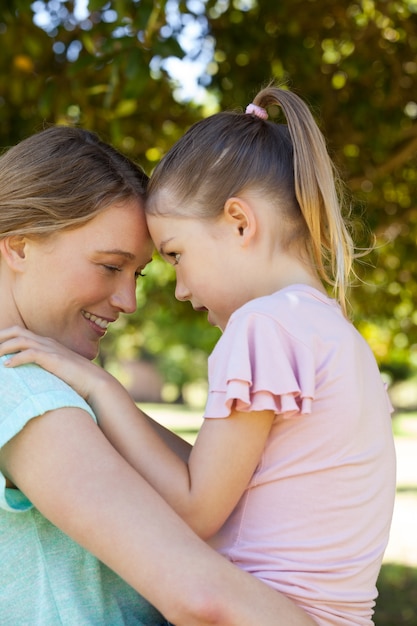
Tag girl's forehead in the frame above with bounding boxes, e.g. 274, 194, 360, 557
146, 186, 181, 213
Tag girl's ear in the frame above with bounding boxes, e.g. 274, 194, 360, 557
0, 236, 28, 271
223, 197, 257, 245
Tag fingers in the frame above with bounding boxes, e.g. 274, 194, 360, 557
0, 339, 58, 367
0, 327, 62, 356
0, 337, 52, 358
0, 326, 97, 400
1, 350, 40, 368
0, 326, 42, 342
0, 329, 63, 370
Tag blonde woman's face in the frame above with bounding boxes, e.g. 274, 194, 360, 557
13, 199, 153, 360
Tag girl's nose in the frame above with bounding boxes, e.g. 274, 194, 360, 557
175, 278, 190, 302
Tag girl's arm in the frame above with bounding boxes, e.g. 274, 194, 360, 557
0, 328, 274, 538
93, 372, 274, 538
0, 327, 191, 462
138, 409, 192, 462
0, 406, 317, 626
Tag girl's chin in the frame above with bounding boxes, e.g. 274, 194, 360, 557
207, 312, 224, 330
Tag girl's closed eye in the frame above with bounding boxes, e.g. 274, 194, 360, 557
167, 252, 181, 265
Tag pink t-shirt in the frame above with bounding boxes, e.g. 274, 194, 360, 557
206, 285, 396, 626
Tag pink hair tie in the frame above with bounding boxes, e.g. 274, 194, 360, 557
245, 103, 268, 120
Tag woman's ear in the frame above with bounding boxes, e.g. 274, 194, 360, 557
223, 197, 257, 245
0, 236, 28, 271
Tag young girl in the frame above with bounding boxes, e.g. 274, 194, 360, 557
143, 85, 396, 625
0, 85, 396, 626
0, 125, 317, 626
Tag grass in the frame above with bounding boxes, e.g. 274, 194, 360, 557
146, 403, 417, 625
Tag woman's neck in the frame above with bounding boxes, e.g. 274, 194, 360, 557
0, 293, 24, 331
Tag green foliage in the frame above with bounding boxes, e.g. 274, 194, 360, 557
0, 0, 192, 159
1, 0, 416, 386
375, 563, 417, 625
202, 0, 417, 377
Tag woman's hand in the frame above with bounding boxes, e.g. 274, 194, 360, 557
0, 326, 111, 402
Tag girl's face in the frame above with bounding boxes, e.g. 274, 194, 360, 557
11, 199, 153, 360
147, 212, 253, 331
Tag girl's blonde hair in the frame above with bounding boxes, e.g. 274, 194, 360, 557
0, 125, 148, 239
147, 84, 354, 314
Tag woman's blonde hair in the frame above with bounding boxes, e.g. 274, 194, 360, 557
0, 125, 148, 239
148, 84, 355, 314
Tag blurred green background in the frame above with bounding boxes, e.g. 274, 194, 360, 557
1, 0, 417, 399
1, 1, 417, 622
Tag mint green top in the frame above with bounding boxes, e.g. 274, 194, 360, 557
0, 357, 166, 625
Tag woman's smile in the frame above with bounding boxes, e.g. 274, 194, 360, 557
82, 310, 113, 331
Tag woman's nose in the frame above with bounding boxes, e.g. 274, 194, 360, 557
110, 279, 137, 313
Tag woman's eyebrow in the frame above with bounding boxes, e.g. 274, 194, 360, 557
97, 249, 136, 260
97, 250, 153, 267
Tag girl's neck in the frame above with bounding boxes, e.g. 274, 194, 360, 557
252, 252, 326, 300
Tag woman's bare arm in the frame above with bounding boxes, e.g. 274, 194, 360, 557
0, 407, 316, 626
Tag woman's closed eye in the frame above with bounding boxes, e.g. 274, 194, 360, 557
103, 264, 122, 273
103, 265, 145, 280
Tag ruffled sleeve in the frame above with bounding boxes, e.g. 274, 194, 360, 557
204, 311, 316, 419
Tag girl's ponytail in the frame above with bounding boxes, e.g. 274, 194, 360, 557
253, 85, 354, 314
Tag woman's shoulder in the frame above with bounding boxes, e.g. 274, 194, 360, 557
0, 356, 96, 446
0, 355, 73, 394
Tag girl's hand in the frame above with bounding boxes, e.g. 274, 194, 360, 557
0, 326, 110, 401
0, 326, 193, 466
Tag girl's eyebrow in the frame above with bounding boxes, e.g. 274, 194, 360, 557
159, 238, 175, 256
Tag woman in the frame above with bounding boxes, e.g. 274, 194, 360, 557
0, 126, 316, 626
